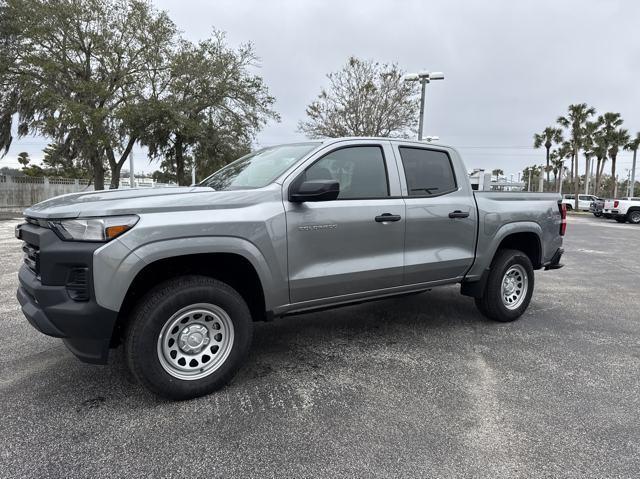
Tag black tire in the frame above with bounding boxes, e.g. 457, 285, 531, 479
565, 204, 573, 211
628, 210, 640, 225
615, 215, 627, 223
474, 249, 534, 322
125, 275, 253, 400
604, 213, 612, 219
593, 212, 602, 218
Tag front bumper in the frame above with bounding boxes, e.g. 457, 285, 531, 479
15, 222, 118, 364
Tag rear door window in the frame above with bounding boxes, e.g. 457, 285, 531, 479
398, 147, 457, 197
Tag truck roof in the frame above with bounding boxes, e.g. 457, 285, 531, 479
317, 136, 450, 149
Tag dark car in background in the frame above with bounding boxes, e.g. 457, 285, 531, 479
590, 197, 605, 217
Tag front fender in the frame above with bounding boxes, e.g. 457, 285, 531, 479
93, 236, 285, 312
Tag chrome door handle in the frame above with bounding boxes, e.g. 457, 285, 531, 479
375, 213, 402, 223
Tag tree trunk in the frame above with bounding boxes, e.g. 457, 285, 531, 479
612, 156, 618, 198
573, 150, 579, 210
175, 134, 186, 186
106, 139, 136, 190
545, 147, 550, 192
631, 149, 637, 197
595, 157, 602, 194
569, 156, 574, 189
598, 157, 607, 194
92, 150, 105, 190
110, 162, 123, 189
584, 155, 590, 195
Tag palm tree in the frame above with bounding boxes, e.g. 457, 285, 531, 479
598, 112, 624, 196
556, 141, 573, 193
550, 150, 565, 192
17, 152, 30, 167
492, 168, 504, 181
533, 127, 563, 191
581, 121, 600, 194
557, 103, 596, 209
591, 131, 608, 195
608, 128, 630, 198
624, 132, 640, 197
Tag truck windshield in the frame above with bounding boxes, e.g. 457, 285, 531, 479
198, 143, 320, 190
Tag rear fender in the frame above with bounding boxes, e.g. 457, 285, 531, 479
464, 221, 543, 281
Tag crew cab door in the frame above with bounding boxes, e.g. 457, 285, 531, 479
284, 140, 405, 304
578, 195, 592, 210
392, 144, 477, 284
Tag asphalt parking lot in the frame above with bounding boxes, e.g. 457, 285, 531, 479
0, 215, 638, 478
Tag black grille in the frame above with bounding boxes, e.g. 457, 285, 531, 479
22, 243, 40, 275
66, 267, 90, 301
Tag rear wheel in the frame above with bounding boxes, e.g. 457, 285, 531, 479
615, 215, 627, 223
474, 249, 534, 322
628, 210, 640, 225
125, 275, 253, 400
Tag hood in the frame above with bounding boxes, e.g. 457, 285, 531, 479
24, 186, 277, 219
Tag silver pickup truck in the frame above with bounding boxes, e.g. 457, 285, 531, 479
16, 138, 566, 399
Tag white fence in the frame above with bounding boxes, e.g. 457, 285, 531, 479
0, 175, 177, 214
0, 175, 94, 213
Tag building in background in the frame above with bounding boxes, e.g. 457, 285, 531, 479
469, 169, 525, 191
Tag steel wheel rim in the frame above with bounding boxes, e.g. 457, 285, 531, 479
501, 265, 528, 310
157, 303, 234, 381
630, 211, 640, 223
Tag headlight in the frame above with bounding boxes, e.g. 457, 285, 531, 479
50, 215, 139, 242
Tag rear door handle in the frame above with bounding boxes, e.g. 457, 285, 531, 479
375, 213, 402, 223
448, 210, 470, 219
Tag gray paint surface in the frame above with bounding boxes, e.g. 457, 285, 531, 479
1, 215, 638, 477
23, 138, 562, 316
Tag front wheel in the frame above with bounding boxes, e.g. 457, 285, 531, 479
474, 249, 534, 322
125, 276, 253, 400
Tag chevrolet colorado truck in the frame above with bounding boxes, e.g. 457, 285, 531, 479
16, 138, 566, 399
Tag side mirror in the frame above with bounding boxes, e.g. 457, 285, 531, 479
289, 180, 340, 203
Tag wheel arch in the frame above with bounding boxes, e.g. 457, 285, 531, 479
92, 236, 284, 345
462, 223, 543, 298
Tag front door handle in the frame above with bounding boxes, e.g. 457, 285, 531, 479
448, 210, 470, 219
375, 213, 402, 223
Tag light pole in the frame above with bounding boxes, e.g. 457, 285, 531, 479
129, 150, 135, 188
403, 71, 444, 141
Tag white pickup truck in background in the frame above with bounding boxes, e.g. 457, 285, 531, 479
602, 197, 640, 224
561, 194, 600, 211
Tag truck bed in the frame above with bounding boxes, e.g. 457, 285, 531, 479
465, 191, 563, 281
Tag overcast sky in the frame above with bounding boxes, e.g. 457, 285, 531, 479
3, 0, 639, 180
